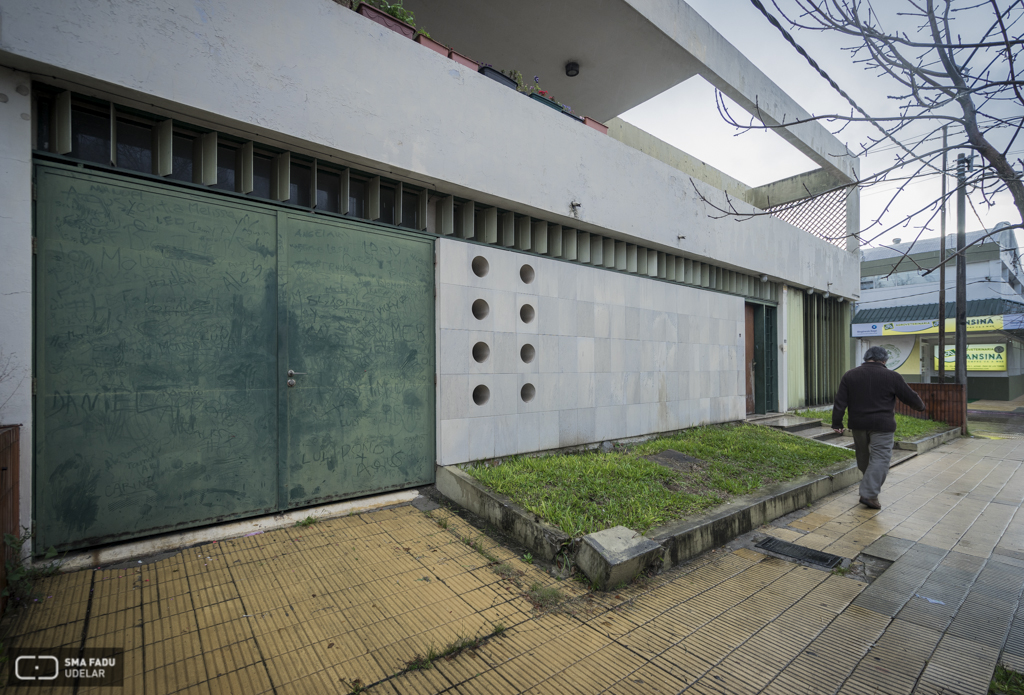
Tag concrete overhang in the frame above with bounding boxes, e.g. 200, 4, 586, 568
403, 0, 858, 183
401, 0, 702, 124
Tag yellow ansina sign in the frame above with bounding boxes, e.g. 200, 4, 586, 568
933, 343, 1008, 371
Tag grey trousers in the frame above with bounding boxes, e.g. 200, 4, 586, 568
851, 430, 895, 500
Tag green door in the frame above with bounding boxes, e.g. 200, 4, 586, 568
750, 303, 779, 415
280, 214, 435, 507
34, 163, 434, 552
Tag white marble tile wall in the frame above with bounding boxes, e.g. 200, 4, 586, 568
437, 238, 747, 465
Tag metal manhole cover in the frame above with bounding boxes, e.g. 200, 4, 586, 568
755, 537, 844, 569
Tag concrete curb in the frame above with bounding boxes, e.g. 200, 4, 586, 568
895, 427, 961, 452
649, 458, 862, 570
435, 454, 881, 584
435, 465, 572, 563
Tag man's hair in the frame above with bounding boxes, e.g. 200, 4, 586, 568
864, 346, 889, 363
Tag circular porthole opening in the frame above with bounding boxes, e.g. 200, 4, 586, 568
520, 304, 535, 323
521, 383, 536, 403
472, 256, 489, 278
472, 342, 490, 363
520, 344, 536, 363
520, 264, 535, 284
472, 299, 490, 320
472, 385, 490, 406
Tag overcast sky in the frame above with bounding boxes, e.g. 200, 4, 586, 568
620, 0, 1021, 251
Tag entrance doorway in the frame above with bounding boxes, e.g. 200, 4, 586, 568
745, 302, 778, 415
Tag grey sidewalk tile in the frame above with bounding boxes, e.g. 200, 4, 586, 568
853, 590, 915, 619
1003, 613, 1024, 663
897, 544, 948, 570
915, 634, 999, 695
862, 536, 915, 562
934, 550, 987, 573
993, 552, 1024, 569
946, 601, 1014, 648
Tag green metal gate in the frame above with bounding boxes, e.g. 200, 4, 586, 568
803, 294, 849, 406
750, 303, 778, 414
34, 163, 434, 552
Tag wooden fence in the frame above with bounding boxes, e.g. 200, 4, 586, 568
894, 383, 967, 434
0, 425, 20, 616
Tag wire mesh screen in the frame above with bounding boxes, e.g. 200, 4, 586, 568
765, 187, 851, 247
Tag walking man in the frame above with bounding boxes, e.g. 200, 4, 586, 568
833, 346, 926, 509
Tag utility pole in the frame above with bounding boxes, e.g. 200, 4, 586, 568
938, 126, 947, 382
955, 153, 969, 387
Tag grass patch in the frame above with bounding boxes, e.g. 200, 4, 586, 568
295, 516, 318, 528
493, 562, 519, 580
795, 409, 951, 441
526, 583, 564, 609
991, 664, 1024, 695
468, 424, 853, 537
460, 535, 499, 563
3, 529, 61, 609
402, 629, 505, 673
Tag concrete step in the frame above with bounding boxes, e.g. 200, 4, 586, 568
803, 425, 838, 439
760, 415, 825, 433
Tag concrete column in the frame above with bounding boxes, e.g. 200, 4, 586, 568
515, 216, 531, 250
563, 229, 577, 261
845, 185, 861, 254
481, 207, 498, 244
531, 219, 547, 254
614, 240, 626, 271
500, 211, 515, 247
548, 224, 562, 257
0, 68, 34, 550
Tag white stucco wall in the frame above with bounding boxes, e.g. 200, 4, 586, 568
0, 0, 859, 299
0, 66, 33, 541
436, 239, 745, 465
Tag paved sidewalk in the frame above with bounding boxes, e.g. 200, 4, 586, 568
3, 434, 1024, 693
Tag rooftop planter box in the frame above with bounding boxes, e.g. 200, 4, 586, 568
357, 3, 416, 39
448, 49, 478, 70
478, 66, 517, 90
584, 116, 608, 135
415, 33, 447, 56
529, 93, 563, 112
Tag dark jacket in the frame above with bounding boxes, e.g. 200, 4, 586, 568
832, 361, 926, 432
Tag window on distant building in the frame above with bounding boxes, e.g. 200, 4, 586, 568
70, 103, 111, 164
316, 168, 342, 213
214, 143, 238, 191
169, 132, 195, 182
251, 152, 274, 198
400, 190, 419, 229
349, 176, 367, 219
116, 116, 154, 174
288, 162, 311, 207
380, 184, 396, 225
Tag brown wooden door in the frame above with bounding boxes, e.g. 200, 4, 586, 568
745, 304, 756, 414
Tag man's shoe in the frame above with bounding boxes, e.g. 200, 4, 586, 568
859, 497, 881, 510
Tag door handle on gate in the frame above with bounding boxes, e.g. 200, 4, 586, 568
287, 370, 307, 377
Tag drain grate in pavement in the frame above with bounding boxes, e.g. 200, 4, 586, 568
755, 537, 844, 569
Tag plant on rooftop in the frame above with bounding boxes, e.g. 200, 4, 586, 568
355, 0, 417, 39
414, 31, 448, 56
